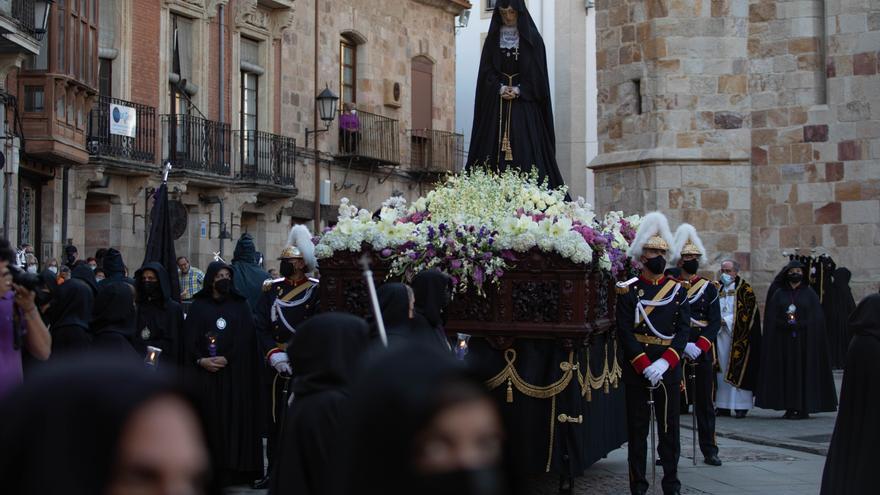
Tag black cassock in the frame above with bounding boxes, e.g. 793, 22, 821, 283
465, 0, 566, 192
756, 283, 837, 413
134, 262, 185, 366
821, 293, 880, 494
184, 262, 262, 482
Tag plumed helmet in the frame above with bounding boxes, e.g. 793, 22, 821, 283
671, 223, 708, 263
280, 224, 317, 272
627, 211, 675, 260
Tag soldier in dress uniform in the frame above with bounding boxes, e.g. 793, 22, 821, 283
252, 225, 319, 488
616, 212, 691, 495
671, 224, 722, 467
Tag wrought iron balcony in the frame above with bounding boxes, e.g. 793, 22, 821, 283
161, 114, 231, 176
337, 108, 400, 166
233, 129, 296, 186
7, 0, 35, 36
408, 129, 465, 174
87, 95, 156, 165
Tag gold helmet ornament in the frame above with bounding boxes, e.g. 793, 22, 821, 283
279, 224, 317, 273
627, 211, 675, 260
672, 223, 708, 263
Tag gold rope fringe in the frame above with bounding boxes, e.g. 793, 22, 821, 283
486, 349, 577, 402
577, 339, 623, 402
545, 395, 556, 473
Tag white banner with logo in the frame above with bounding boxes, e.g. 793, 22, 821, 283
109, 103, 137, 138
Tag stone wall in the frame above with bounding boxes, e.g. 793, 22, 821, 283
592, 0, 879, 300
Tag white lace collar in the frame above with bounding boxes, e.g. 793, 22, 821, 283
499, 26, 519, 49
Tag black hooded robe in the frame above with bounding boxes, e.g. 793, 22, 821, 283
231, 234, 272, 313
47, 267, 96, 355
90, 281, 141, 361
373, 282, 429, 346
268, 313, 369, 495
100, 248, 135, 286
821, 293, 880, 494
756, 282, 837, 413
826, 267, 855, 369
135, 262, 185, 366
411, 269, 454, 352
183, 261, 262, 483
465, 0, 566, 193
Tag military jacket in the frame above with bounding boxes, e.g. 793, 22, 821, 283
254, 277, 320, 359
679, 275, 721, 353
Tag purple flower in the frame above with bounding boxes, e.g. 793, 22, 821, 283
450, 276, 460, 285
500, 250, 518, 261
494, 269, 504, 277
450, 259, 463, 270
474, 266, 484, 285
381, 248, 392, 257
409, 252, 420, 260
482, 252, 493, 261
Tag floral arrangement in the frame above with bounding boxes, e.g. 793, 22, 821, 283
315, 168, 640, 295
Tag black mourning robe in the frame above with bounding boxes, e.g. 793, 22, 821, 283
826, 267, 855, 369
135, 262, 185, 366
465, 0, 566, 192
184, 262, 262, 481
46, 275, 94, 355
372, 282, 427, 346
230, 233, 272, 313
90, 281, 140, 361
0, 355, 222, 495
821, 293, 880, 494
411, 269, 453, 352
268, 313, 369, 495
756, 282, 837, 413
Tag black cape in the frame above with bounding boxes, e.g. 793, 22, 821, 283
100, 248, 135, 285
46, 276, 94, 355
340, 343, 518, 495
826, 267, 855, 368
0, 354, 222, 495
268, 313, 369, 495
372, 282, 435, 346
142, 182, 181, 302
821, 293, 880, 494
465, 0, 566, 192
230, 233, 271, 312
411, 269, 453, 352
756, 282, 837, 413
90, 281, 140, 361
183, 261, 262, 479
135, 262, 185, 366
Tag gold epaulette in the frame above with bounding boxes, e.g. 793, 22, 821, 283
308, 277, 319, 284
262, 277, 284, 292
712, 280, 721, 289
615, 277, 639, 295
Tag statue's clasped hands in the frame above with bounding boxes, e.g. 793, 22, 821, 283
500, 85, 520, 100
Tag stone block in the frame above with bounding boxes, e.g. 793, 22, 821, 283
715, 112, 744, 129
711, 0, 730, 17
838, 14, 868, 34
682, 208, 710, 230
838, 140, 863, 161
656, 166, 682, 188
644, 38, 667, 60
792, 202, 813, 224
790, 143, 813, 163
796, 53, 821, 70
701, 189, 730, 210
842, 200, 880, 224
669, 188, 698, 209
718, 74, 747, 94
803, 124, 828, 142
752, 147, 768, 166
752, 128, 778, 146
788, 37, 819, 55
768, 204, 790, 226
839, 101, 872, 122
621, 25, 635, 43
647, 0, 669, 19
835, 181, 862, 201
716, 233, 738, 252
853, 52, 878, 76
814, 202, 842, 224
830, 224, 849, 247
766, 108, 789, 127
825, 162, 844, 182
769, 145, 791, 164
798, 182, 833, 202
780, 226, 799, 247
749, 2, 776, 23
800, 225, 823, 247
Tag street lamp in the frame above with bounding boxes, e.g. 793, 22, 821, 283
34, 1, 53, 41
305, 86, 339, 148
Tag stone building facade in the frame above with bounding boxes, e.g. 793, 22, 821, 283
4, 0, 468, 273
591, 0, 879, 299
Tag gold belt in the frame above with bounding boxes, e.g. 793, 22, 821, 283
635, 334, 672, 346
690, 320, 708, 328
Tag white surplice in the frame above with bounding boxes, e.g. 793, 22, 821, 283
715, 281, 754, 411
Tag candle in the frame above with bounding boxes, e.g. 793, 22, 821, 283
145, 346, 163, 368
455, 333, 471, 361
208, 334, 217, 357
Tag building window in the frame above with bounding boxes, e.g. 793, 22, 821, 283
340, 38, 357, 105
240, 37, 262, 167
485, 0, 496, 10
57, 0, 66, 73
170, 13, 195, 112
99, 58, 112, 96
24, 86, 45, 112
56, 92, 65, 120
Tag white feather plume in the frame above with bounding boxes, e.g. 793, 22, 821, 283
671, 223, 707, 263
627, 211, 675, 260
287, 224, 317, 272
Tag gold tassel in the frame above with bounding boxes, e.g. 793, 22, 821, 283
503, 136, 513, 161
506, 378, 514, 403
604, 378, 610, 394
585, 385, 592, 402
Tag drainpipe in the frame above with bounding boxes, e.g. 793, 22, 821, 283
218, 4, 225, 123
312, 0, 321, 230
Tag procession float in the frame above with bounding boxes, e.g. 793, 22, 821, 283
315, 169, 638, 479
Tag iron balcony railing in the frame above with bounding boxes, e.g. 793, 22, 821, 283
408, 129, 465, 174
337, 108, 400, 165
87, 95, 157, 164
9, 0, 36, 37
233, 129, 296, 186
161, 114, 231, 176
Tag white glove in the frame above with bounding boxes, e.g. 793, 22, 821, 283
269, 352, 292, 375
684, 342, 702, 360
643, 358, 670, 387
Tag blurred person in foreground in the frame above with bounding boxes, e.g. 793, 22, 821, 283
0, 355, 221, 495
820, 293, 880, 494
340, 343, 515, 495
0, 239, 51, 398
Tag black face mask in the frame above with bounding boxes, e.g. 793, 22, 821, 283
141, 281, 160, 299
682, 259, 699, 274
214, 279, 231, 295
279, 261, 296, 278
413, 467, 505, 495
644, 255, 666, 275
787, 273, 803, 284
